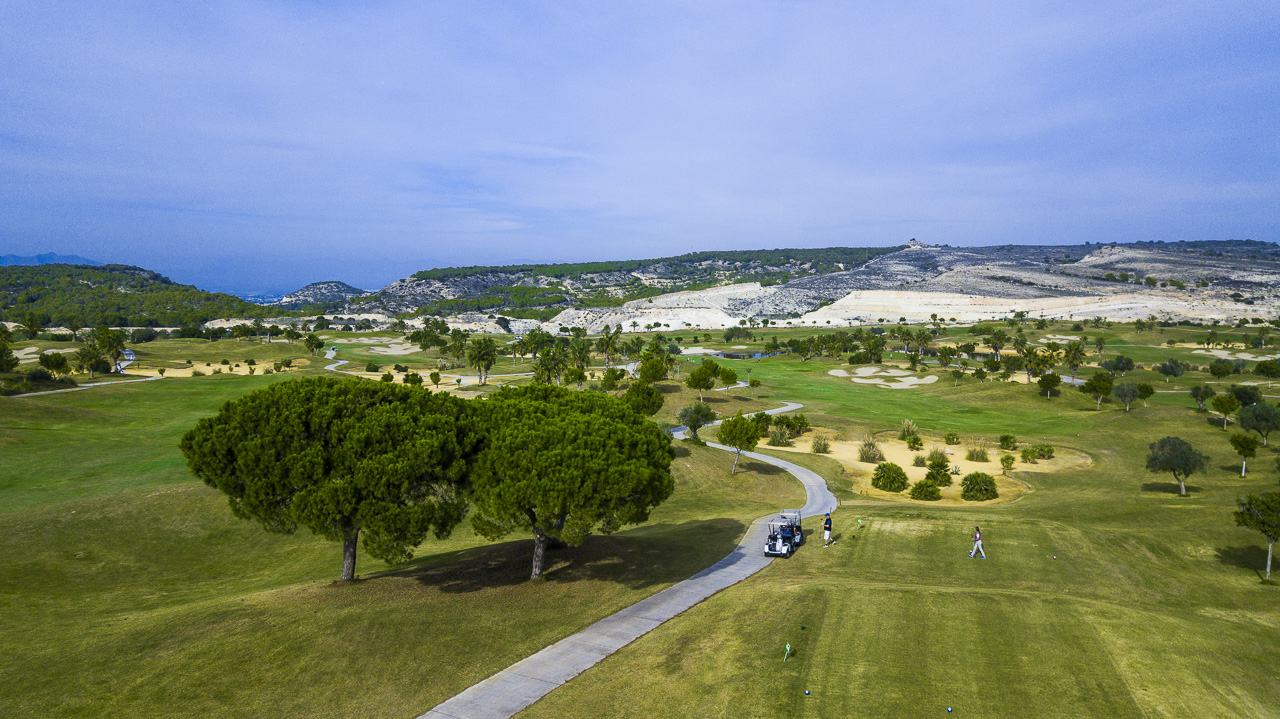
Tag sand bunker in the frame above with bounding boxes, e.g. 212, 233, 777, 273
368, 342, 420, 356
772, 434, 1091, 505
830, 366, 937, 388
676, 346, 723, 356
13, 347, 77, 362
1193, 349, 1279, 362
1037, 334, 1082, 343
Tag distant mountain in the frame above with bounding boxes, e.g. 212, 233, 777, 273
1, 252, 103, 267
274, 280, 370, 309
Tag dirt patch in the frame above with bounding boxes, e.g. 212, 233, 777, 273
771, 434, 1090, 506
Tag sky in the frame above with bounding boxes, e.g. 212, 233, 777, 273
1, 1, 1277, 295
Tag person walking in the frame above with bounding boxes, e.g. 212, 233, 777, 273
968, 525, 985, 558
823, 513, 833, 547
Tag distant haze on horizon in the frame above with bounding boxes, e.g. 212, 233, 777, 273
2, 2, 1276, 296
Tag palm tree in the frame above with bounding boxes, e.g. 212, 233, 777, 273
467, 337, 498, 384
596, 330, 618, 368
569, 338, 592, 371
1063, 341, 1087, 382
988, 329, 1008, 360
75, 345, 105, 378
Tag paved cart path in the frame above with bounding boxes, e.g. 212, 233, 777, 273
422, 401, 836, 719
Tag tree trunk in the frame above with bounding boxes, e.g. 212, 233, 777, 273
1242, 460, 1247, 477
530, 527, 549, 580
1096, 396, 1103, 410
1178, 476, 1186, 496
1268, 541, 1274, 581
731, 450, 740, 475
340, 530, 359, 581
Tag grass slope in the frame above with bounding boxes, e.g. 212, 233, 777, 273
0, 377, 800, 718
519, 339, 1280, 718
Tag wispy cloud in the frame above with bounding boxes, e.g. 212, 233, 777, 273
1, 0, 1276, 293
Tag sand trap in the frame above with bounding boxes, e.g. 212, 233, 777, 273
320, 337, 388, 344
772, 434, 1091, 505
731, 345, 748, 349
1192, 349, 1279, 361
829, 366, 938, 388
13, 347, 78, 362
1037, 334, 1082, 343
850, 375, 939, 389
368, 342, 420, 356
676, 346, 723, 356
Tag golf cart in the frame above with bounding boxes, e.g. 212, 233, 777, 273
764, 510, 804, 558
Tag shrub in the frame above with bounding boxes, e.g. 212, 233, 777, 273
906, 435, 924, 451
157, 367, 166, 376
898, 419, 919, 440
280, 358, 293, 368
810, 434, 831, 454
926, 447, 949, 464
998, 434, 1017, 450
380, 372, 394, 383
961, 472, 999, 501
944, 431, 960, 445
965, 442, 990, 462
858, 434, 884, 463
220, 359, 230, 365
1000, 454, 1015, 473
909, 479, 942, 501
262, 368, 273, 375
1028, 443, 1055, 460
245, 358, 256, 366
925, 456, 953, 486
212, 368, 222, 374
191, 369, 205, 377
871, 462, 909, 492
366, 362, 381, 373
767, 427, 793, 447
1020, 448, 1037, 463
913, 454, 927, 467
393, 364, 408, 373
403, 372, 423, 385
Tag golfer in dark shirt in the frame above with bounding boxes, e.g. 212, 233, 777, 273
823, 513, 833, 547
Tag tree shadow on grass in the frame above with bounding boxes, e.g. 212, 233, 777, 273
374, 518, 746, 593
739, 459, 786, 476
1140, 482, 1202, 494
1216, 545, 1267, 580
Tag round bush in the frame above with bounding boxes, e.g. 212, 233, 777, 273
906, 435, 924, 451
871, 462, 909, 492
925, 456, 952, 486
909, 479, 942, 501
961, 471, 999, 501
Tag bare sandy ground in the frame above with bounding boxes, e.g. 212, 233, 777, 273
771, 434, 1091, 506
13, 347, 78, 362
367, 342, 420, 356
1192, 349, 1279, 361
828, 366, 938, 388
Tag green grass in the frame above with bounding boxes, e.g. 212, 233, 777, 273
516, 344, 1280, 718
6, 320, 1280, 717
0, 377, 801, 718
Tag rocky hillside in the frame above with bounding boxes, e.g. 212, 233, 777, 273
275, 281, 370, 309
343, 247, 901, 318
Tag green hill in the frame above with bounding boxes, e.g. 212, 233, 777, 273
0, 264, 279, 328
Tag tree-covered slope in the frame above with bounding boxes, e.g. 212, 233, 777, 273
0, 264, 277, 327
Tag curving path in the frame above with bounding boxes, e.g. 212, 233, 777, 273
422, 401, 836, 719
323, 348, 349, 371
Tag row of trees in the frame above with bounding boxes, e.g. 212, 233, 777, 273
181, 380, 675, 581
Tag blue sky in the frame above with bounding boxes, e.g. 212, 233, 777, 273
1, 1, 1276, 295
